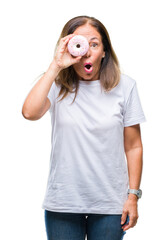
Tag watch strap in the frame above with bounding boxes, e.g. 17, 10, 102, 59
127, 189, 142, 199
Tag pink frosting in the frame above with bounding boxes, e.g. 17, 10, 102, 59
68, 35, 89, 56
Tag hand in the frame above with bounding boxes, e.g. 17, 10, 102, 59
121, 195, 139, 231
51, 34, 82, 71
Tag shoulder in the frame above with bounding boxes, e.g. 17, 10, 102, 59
120, 73, 136, 89
52, 81, 61, 90
118, 73, 137, 103
50, 81, 61, 96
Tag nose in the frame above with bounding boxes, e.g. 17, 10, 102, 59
83, 47, 91, 58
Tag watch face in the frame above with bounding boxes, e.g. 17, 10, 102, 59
138, 190, 142, 198
128, 189, 142, 198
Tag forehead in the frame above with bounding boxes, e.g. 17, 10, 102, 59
73, 24, 101, 41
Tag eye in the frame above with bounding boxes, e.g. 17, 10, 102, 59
91, 42, 98, 48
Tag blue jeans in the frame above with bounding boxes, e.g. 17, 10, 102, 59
44, 210, 129, 240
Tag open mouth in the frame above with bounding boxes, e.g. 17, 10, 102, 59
84, 63, 93, 73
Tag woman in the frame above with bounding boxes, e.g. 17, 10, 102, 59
22, 15, 146, 240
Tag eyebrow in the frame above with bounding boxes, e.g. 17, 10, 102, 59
90, 37, 99, 41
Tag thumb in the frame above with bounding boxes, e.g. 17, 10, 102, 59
71, 56, 82, 64
121, 211, 127, 225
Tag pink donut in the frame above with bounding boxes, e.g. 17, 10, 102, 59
68, 35, 89, 57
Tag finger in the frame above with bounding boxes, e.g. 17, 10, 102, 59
121, 211, 128, 225
61, 34, 76, 42
122, 223, 130, 231
58, 38, 70, 53
59, 34, 76, 53
122, 216, 136, 231
71, 56, 82, 64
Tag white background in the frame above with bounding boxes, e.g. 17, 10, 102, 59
0, 0, 167, 239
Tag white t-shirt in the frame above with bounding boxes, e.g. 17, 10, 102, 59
42, 73, 146, 214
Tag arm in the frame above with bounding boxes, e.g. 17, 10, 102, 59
22, 65, 60, 120
22, 34, 81, 120
121, 124, 143, 231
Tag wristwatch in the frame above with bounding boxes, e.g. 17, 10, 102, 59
127, 189, 142, 199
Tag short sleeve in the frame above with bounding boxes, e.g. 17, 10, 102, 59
47, 81, 57, 112
123, 82, 147, 127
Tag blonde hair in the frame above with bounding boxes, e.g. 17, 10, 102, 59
54, 15, 121, 104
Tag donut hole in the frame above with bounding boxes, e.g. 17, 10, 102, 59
76, 44, 81, 48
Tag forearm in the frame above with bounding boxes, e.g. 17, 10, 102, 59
122, 126, 143, 229
22, 63, 60, 119
125, 146, 143, 200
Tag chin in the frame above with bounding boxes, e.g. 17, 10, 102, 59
79, 73, 99, 81
81, 76, 94, 81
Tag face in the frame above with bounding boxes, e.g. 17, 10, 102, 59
72, 24, 105, 81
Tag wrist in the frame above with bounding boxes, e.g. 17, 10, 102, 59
127, 188, 142, 200
48, 61, 62, 77
128, 193, 138, 201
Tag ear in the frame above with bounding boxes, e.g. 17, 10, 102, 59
102, 51, 105, 58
